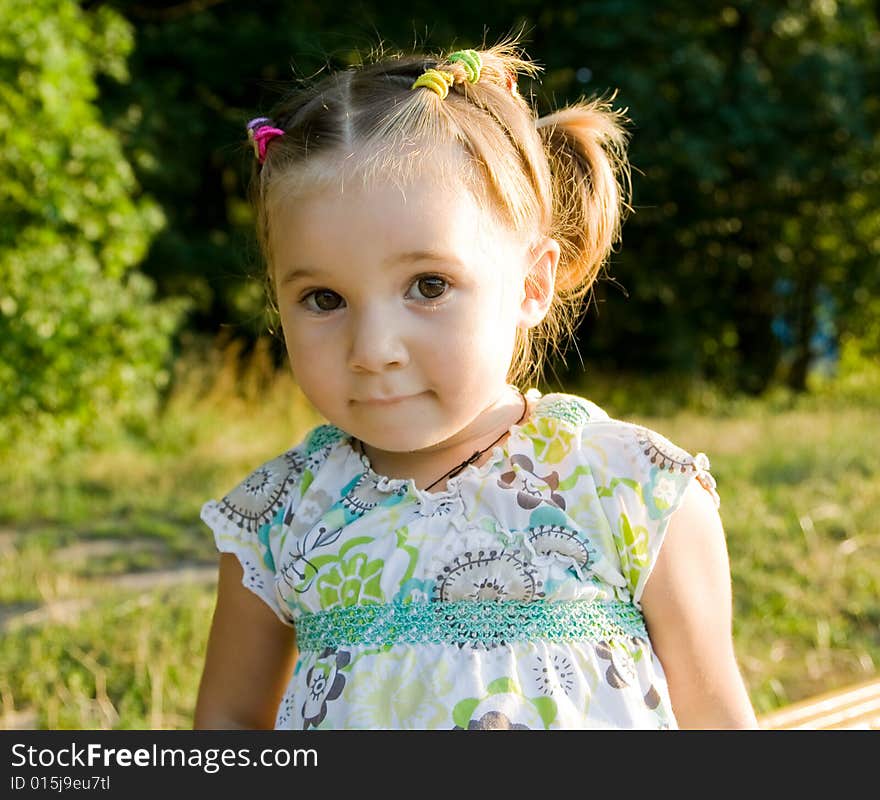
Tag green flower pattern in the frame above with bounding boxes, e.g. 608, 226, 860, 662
614, 512, 650, 596
316, 552, 385, 608
201, 389, 718, 729
527, 416, 578, 464
344, 649, 455, 728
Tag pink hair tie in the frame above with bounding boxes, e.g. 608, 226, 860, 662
246, 116, 284, 164
506, 71, 519, 96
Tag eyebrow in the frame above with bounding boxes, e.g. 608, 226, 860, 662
278, 250, 465, 286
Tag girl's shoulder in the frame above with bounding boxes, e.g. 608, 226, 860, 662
528, 388, 611, 426
527, 388, 719, 509
200, 422, 346, 539
529, 389, 720, 608
199, 422, 349, 625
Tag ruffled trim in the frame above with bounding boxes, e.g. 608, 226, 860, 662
628, 448, 721, 609
350, 437, 509, 503
199, 500, 295, 628
692, 452, 721, 509
200, 499, 251, 541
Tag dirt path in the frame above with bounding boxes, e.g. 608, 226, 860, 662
0, 534, 218, 634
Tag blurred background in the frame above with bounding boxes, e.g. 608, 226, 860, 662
1, 0, 878, 729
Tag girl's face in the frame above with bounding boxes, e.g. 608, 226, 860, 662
269, 164, 553, 456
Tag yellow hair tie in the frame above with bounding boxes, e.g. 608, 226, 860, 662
411, 68, 455, 99
447, 49, 482, 83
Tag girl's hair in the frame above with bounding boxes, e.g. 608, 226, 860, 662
248, 35, 631, 389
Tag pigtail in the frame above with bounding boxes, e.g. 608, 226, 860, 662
536, 96, 632, 299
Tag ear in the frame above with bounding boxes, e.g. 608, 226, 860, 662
517, 237, 560, 330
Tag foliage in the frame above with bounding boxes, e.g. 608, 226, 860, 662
540, 1, 880, 394
0, 0, 186, 456
809, 332, 880, 404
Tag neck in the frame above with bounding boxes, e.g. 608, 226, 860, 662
357, 387, 529, 491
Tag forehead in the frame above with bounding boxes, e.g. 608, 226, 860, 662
266, 154, 524, 273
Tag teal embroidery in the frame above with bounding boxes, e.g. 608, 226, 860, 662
539, 397, 594, 427
306, 424, 345, 456
295, 599, 648, 650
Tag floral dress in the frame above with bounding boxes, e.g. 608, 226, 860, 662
200, 387, 720, 730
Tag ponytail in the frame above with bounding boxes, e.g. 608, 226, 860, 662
536, 96, 631, 299
504, 95, 631, 389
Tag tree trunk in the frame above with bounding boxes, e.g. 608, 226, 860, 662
787, 263, 819, 392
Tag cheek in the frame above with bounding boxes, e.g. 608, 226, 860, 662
278, 314, 328, 373
449, 284, 519, 338
437, 298, 518, 362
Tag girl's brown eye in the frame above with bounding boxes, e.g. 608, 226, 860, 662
302, 290, 342, 312
415, 276, 447, 300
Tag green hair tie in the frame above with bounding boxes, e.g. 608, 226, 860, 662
447, 49, 482, 83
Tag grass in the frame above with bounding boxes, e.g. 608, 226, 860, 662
1, 336, 878, 728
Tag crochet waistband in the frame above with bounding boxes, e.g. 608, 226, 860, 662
294, 599, 648, 650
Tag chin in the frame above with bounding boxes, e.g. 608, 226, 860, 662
355, 417, 447, 451
362, 431, 438, 454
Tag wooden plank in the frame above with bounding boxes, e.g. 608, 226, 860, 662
759, 677, 880, 730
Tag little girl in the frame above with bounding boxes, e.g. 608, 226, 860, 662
194, 40, 758, 730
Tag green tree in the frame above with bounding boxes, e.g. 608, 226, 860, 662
0, 0, 186, 455
532, 1, 879, 394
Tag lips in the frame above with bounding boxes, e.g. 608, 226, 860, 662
357, 393, 420, 405
362, 396, 409, 404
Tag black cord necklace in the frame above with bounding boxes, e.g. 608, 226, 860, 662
356, 389, 529, 492
425, 389, 528, 491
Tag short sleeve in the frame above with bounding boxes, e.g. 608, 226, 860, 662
583, 420, 721, 610
200, 433, 314, 626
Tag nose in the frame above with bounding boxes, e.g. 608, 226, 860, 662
346, 305, 410, 373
